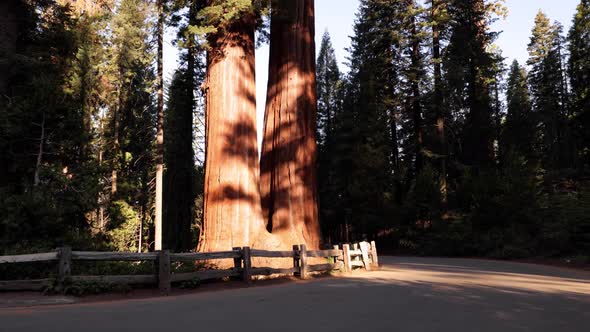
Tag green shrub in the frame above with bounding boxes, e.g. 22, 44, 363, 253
108, 200, 142, 252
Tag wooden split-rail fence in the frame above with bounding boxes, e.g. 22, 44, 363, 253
0, 241, 378, 294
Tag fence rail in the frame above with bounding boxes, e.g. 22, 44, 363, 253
71, 251, 158, 261
0, 252, 59, 264
0, 241, 378, 294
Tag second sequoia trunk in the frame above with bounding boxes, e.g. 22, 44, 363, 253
260, 0, 321, 249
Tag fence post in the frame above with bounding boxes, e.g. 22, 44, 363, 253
242, 246, 252, 284
232, 247, 242, 277
342, 244, 351, 273
299, 244, 307, 279
158, 250, 171, 295
57, 247, 72, 290
292, 244, 300, 277
359, 241, 372, 271
332, 244, 340, 265
352, 243, 361, 265
370, 241, 379, 269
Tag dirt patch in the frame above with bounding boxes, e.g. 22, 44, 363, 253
0, 270, 340, 308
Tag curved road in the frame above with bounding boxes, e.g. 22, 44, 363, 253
1, 256, 589, 331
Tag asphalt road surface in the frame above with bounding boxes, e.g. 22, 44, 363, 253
1, 256, 589, 332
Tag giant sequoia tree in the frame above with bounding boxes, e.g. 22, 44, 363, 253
198, 6, 265, 252
199, 0, 322, 252
260, 0, 321, 249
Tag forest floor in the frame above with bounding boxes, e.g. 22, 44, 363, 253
1, 256, 589, 331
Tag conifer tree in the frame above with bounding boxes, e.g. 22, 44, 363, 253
62, 0, 112, 230
444, 0, 498, 168
527, 11, 570, 169
502, 60, 534, 161
400, 0, 427, 177
106, 0, 156, 250
569, 0, 590, 167
316, 30, 341, 149
429, 0, 450, 200
328, 0, 400, 239
0, 0, 100, 247
163, 69, 197, 251
315, 30, 343, 242
163, 0, 205, 251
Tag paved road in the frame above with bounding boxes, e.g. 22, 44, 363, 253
1, 257, 589, 332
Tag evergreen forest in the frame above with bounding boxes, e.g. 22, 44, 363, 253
1, 0, 589, 264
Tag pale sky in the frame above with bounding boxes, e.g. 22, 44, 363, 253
163, 0, 582, 146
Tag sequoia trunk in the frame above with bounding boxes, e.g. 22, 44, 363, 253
260, 0, 321, 249
198, 16, 267, 252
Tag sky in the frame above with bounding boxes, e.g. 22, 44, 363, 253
163, 0, 582, 145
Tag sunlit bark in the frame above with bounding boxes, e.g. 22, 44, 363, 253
154, 0, 164, 251
260, 0, 321, 249
199, 16, 268, 252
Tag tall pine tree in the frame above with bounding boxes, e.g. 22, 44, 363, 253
105, 0, 156, 251
527, 11, 570, 170
0, 0, 100, 248
316, 30, 341, 149
444, 0, 497, 168
315, 30, 343, 243
502, 60, 535, 161
333, 0, 400, 239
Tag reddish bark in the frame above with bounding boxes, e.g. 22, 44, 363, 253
200, 1, 322, 256
260, 0, 321, 249
198, 17, 269, 253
